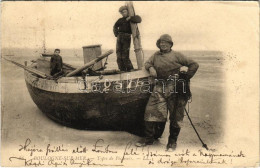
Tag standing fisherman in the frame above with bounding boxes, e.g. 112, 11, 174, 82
136, 34, 199, 151
113, 6, 142, 71
50, 49, 63, 76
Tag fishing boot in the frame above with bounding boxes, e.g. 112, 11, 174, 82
166, 127, 180, 151
154, 122, 166, 140
135, 138, 154, 147
135, 121, 155, 147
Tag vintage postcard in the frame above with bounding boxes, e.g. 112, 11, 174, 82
1, 1, 259, 167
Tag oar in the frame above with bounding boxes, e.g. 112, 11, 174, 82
4, 58, 49, 78
66, 50, 114, 77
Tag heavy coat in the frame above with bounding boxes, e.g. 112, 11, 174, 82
50, 55, 63, 76
144, 50, 199, 122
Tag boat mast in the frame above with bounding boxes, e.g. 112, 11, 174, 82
126, 1, 144, 70
43, 27, 46, 54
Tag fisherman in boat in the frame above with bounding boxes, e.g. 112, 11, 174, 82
113, 6, 142, 72
50, 49, 63, 76
135, 34, 199, 151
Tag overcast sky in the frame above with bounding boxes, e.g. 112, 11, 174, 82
1, 1, 258, 51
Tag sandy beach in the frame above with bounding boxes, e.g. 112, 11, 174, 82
1, 50, 226, 166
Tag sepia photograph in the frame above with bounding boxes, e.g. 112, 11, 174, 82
1, 1, 259, 167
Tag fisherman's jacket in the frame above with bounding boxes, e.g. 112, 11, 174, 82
144, 50, 199, 122
145, 50, 199, 80
50, 55, 63, 75
113, 15, 142, 37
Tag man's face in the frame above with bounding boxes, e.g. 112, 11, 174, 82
121, 10, 128, 18
54, 50, 60, 56
160, 40, 172, 52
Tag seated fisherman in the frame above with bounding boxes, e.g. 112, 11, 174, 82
113, 6, 142, 71
50, 49, 63, 76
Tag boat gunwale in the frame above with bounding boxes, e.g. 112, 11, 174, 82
24, 68, 152, 93
26, 64, 151, 83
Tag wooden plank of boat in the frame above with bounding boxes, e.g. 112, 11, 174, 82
24, 63, 150, 134
126, 1, 144, 70
24, 68, 150, 93
25, 74, 149, 134
66, 49, 114, 77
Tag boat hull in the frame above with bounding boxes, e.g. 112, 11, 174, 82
25, 70, 152, 135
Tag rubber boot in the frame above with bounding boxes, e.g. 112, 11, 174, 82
154, 122, 166, 140
136, 122, 155, 147
166, 127, 180, 151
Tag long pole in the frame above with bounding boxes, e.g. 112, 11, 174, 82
184, 108, 209, 150
4, 58, 49, 78
66, 50, 113, 77
126, 1, 144, 70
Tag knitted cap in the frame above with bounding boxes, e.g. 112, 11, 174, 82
119, 6, 128, 13
156, 34, 174, 49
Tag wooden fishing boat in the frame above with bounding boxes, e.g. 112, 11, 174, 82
24, 56, 151, 135
7, 2, 150, 135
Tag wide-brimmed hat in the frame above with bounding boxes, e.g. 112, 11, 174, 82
156, 34, 174, 49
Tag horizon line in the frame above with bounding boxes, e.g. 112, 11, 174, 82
1, 47, 222, 52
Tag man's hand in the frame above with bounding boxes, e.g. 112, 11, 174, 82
180, 66, 188, 72
149, 67, 157, 77
126, 16, 131, 21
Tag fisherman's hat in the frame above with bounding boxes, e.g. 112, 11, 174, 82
119, 6, 128, 13
156, 34, 174, 49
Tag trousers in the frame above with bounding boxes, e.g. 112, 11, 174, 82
116, 33, 134, 71
144, 93, 188, 143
